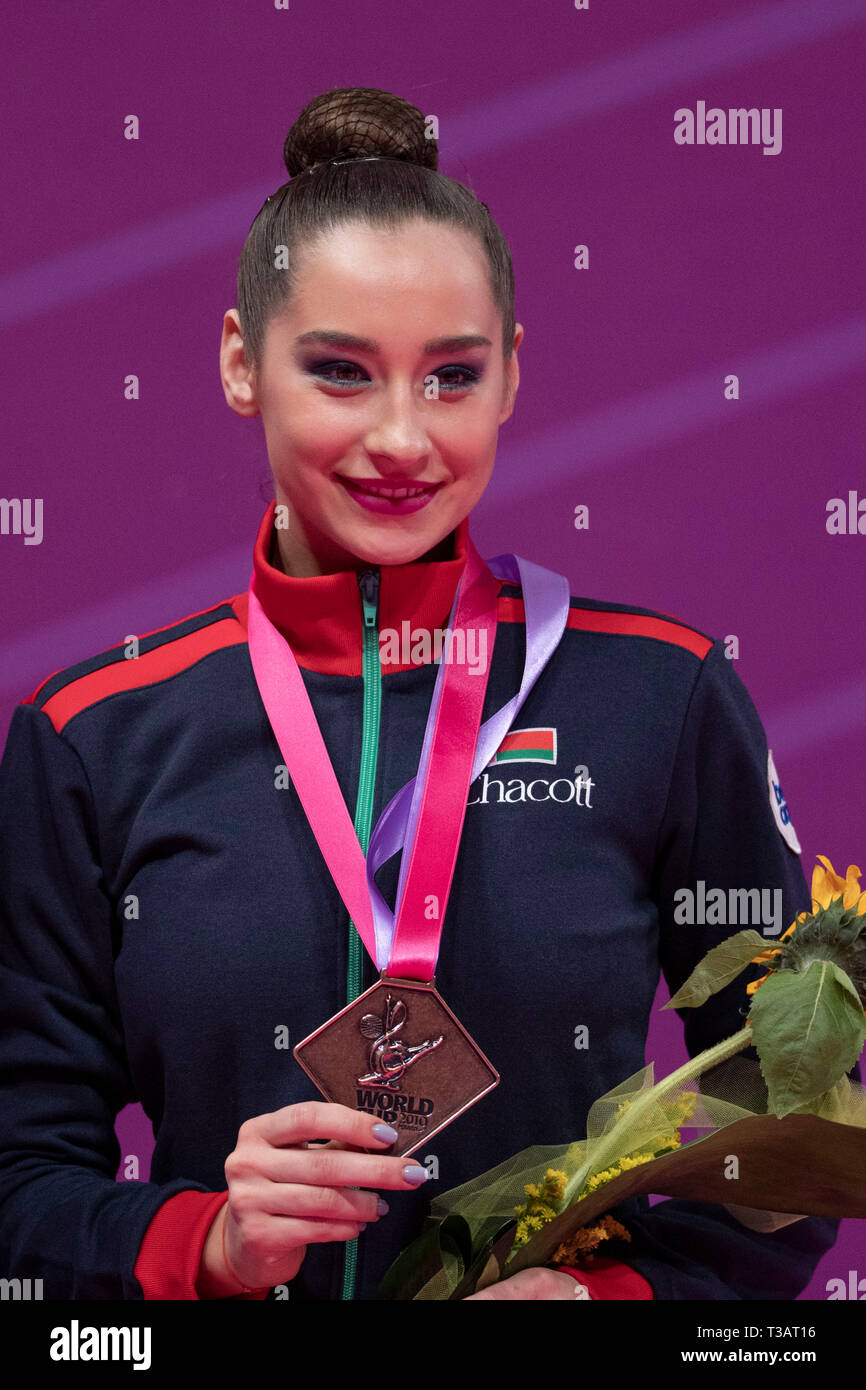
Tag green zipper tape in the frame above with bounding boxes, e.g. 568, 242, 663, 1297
341, 568, 382, 1301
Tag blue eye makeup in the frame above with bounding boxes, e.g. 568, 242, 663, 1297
433, 365, 481, 391
306, 361, 364, 386
303, 360, 481, 391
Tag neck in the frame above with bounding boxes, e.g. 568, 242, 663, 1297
271, 521, 457, 577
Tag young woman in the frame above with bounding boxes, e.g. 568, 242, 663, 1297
0, 87, 844, 1302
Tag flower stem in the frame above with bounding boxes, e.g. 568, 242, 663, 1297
644, 1025, 754, 1099
563, 1025, 754, 1204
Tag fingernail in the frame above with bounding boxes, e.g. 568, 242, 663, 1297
376, 1198, 390, 1216
403, 1165, 429, 1185
372, 1123, 399, 1144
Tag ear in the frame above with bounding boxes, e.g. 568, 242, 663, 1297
220, 309, 260, 418
499, 322, 523, 424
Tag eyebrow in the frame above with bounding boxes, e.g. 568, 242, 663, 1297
294, 330, 493, 355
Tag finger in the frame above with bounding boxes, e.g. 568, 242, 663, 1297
261, 1182, 388, 1224
246, 1144, 430, 1192
256, 1101, 404, 1151
310, 1140, 367, 1154
269, 1216, 369, 1247
463, 1268, 578, 1300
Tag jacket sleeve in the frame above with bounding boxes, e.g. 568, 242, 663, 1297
0, 701, 215, 1299
558, 1258, 654, 1299
134, 1190, 270, 1299
607, 638, 857, 1300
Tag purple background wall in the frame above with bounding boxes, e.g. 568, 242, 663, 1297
2, 0, 864, 1299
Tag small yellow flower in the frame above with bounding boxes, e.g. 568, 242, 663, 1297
619, 1152, 655, 1172
552, 1214, 633, 1267
511, 1169, 569, 1246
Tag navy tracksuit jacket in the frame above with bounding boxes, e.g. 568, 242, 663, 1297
0, 501, 852, 1300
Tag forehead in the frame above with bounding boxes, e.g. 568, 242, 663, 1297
282, 218, 496, 331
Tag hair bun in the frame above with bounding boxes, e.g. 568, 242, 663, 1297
283, 87, 438, 177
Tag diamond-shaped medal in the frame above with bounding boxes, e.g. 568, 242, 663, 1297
293, 976, 499, 1157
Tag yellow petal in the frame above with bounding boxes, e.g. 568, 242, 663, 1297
750, 947, 781, 965
750, 911, 806, 967
842, 864, 865, 911
812, 855, 849, 910
746, 975, 768, 995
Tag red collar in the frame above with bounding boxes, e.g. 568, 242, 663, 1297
241, 500, 475, 676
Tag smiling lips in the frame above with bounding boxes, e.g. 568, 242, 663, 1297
337, 474, 443, 515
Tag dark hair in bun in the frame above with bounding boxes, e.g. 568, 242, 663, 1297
282, 86, 439, 176
237, 87, 515, 371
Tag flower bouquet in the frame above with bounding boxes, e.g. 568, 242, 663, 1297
375, 856, 866, 1299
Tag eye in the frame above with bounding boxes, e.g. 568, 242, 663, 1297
433, 365, 481, 391
304, 360, 481, 391
307, 360, 369, 386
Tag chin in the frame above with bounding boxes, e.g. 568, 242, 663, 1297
344, 523, 453, 569
351, 536, 437, 566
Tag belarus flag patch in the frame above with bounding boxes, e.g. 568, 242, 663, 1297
490, 727, 557, 766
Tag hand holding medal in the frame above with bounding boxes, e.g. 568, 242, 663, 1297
196, 1101, 430, 1298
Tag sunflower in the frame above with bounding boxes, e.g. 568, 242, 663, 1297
746, 856, 866, 1011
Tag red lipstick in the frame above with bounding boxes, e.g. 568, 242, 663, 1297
337, 475, 443, 515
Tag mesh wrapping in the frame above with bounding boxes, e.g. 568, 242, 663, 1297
283, 87, 437, 177
396, 1051, 866, 1299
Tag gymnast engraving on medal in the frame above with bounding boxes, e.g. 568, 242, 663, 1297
357, 994, 445, 1089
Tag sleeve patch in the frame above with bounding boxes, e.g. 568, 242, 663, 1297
767, 748, 802, 854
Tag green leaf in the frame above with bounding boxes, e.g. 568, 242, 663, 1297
440, 1213, 475, 1270
663, 930, 770, 1010
830, 960, 866, 1015
374, 1212, 472, 1301
748, 962, 866, 1117
374, 1220, 445, 1301
448, 1219, 518, 1301
787, 1075, 853, 1123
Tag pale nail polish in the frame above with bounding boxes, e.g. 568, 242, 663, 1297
372, 1123, 399, 1144
403, 1165, 429, 1185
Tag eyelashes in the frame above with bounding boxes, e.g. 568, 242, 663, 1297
433, 366, 482, 391
305, 361, 482, 392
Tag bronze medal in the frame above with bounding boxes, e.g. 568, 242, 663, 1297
293, 975, 499, 1156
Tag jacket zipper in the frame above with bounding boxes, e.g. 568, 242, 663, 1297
341, 567, 382, 1301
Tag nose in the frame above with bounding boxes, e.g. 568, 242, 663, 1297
362, 382, 430, 467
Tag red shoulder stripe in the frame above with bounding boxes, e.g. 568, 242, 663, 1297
24, 597, 245, 710
497, 595, 713, 659
40, 614, 247, 733
25, 664, 72, 709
